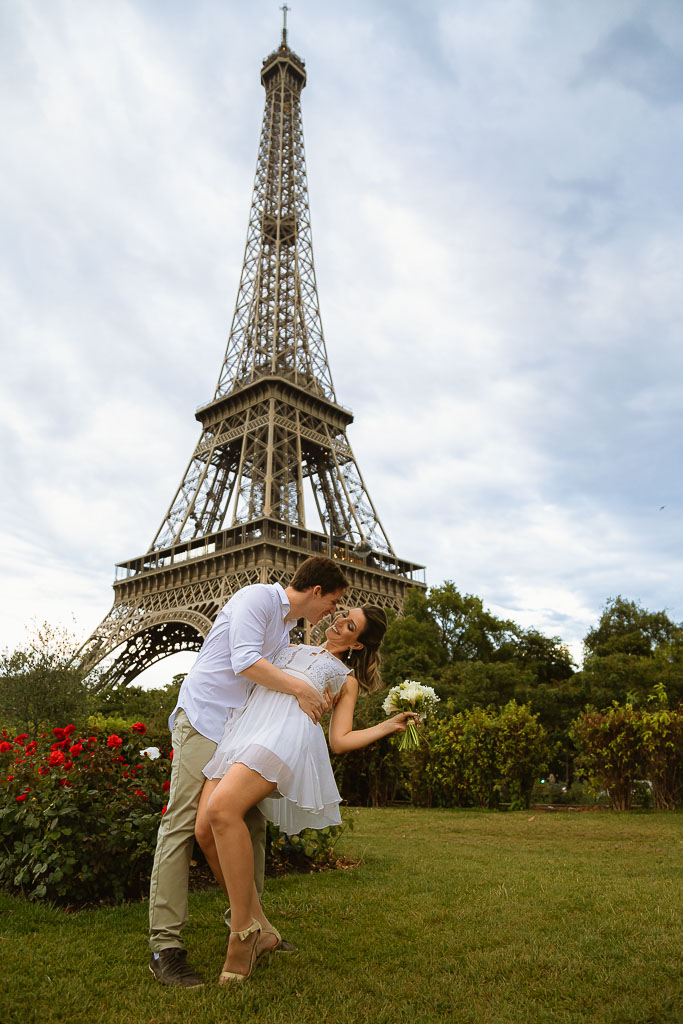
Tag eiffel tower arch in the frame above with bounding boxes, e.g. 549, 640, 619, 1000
81, 21, 426, 690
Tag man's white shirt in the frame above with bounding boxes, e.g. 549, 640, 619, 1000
171, 582, 294, 742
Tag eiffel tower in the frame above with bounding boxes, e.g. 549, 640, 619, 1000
81, 16, 425, 689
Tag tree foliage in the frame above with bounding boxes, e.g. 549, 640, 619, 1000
577, 598, 683, 709
0, 624, 93, 732
423, 701, 548, 810
584, 596, 680, 659
569, 686, 683, 811
426, 582, 518, 663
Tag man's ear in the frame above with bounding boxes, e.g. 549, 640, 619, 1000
312, 585, 322, 598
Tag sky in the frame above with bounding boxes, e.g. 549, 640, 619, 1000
2, 0, 682, 684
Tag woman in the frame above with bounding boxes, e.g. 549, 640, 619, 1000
194, 605, 415, 983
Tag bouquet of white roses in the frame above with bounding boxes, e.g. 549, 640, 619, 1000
381, 679, 440, 751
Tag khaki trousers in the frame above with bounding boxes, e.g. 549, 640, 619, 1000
148, 708, 266, 952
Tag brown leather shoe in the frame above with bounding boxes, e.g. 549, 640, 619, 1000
149, 949, 203, 987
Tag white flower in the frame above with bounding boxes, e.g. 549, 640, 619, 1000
140, 746, 161, 760
382, 680, 440, 720
401, 682, 423, 704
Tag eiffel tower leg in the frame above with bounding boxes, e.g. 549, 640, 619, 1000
79, 602, 213, 691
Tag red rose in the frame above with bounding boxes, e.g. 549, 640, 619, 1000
116, 754, 126, 763
38, 766, 49, 775
49, 750, 65, 767
133, 788, 147, 799
53, 727, 66, 739
107, 734, 123, 748
169, 749, 174, 761
59, 778, 72, 787
16, 793, 28, 803
51, 740, 68, 750
25, 741, 37, 754
161, 804, 167, 815
131, 722, 146, 735
0, 741, 13, 752
13, 734, 28, 744
69, 743, 84, 756
87, 736, 98, 744
63, 760, 74, 769
64, 724, 76, 735
162, 780, 170, 791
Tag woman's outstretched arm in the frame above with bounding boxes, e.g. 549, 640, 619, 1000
328, 677, 417, 754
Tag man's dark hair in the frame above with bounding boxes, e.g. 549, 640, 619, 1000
290, 556, 348, 595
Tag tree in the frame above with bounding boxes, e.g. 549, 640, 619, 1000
578, 598, 683, 709
380, 592, 447, 688
0, 623, 93, 732
437, 660, 531, 713
507, 628, 575, 686
427, 582, 518, 663
584, 596, 680, 659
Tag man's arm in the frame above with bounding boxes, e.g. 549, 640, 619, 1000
228, 588, 329, 722
241, 659, 328, 723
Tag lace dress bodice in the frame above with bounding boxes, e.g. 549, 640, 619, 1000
271, 644, 351, 697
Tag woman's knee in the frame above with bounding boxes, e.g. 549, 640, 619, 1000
206, 791, 241, 832
194, 810, 213, 850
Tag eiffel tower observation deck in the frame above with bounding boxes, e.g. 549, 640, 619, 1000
81, 17, 426, 688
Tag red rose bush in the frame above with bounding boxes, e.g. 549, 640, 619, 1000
0, 723, 171, 903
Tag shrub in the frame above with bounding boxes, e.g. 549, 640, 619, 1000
0, 722, 171, 903
640, 688, 683, 810
495, 700, 549, 810
569, 703, 647, 810
423, 702, 548, 810
424, 705, 498, 808
266, 809, 355, 875
0, 720, 358, 906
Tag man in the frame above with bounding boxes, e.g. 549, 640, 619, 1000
148, 555, 348, 987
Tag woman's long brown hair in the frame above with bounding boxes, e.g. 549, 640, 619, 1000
344, 605, 387, 694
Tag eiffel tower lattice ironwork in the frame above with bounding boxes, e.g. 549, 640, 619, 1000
80, 22, 426, 689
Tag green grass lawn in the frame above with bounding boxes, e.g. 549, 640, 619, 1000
1, 808, 681, 1024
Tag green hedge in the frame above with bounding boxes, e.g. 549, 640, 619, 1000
570, 688, 683, 810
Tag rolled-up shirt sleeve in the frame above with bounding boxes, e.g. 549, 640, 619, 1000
229, 589, 277, 675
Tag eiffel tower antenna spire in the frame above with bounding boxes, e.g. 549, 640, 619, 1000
80, 27, 425, 689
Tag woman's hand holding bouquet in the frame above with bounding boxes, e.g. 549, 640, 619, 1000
382, 680, 440, 751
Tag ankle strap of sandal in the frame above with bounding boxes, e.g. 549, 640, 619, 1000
233, 918, 261, 941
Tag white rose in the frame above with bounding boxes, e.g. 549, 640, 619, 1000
140, 746, 161, 760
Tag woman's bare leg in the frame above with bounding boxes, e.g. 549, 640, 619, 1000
198, 777, 280, 957
195, 779, 226, 892
207, 763, 276, 976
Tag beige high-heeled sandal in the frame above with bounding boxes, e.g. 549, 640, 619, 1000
218, 918, 262, 984
224, 910, 297, 954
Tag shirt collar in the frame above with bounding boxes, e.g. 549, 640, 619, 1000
273, 582, 291, 621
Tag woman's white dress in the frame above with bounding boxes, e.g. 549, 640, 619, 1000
202, 644, 351, 835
